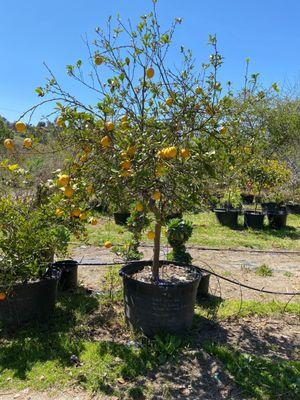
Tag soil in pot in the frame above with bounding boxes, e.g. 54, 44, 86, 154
214, 209, 239, 228
244, 210, 265, 230
267, 211, 288, 230
53, 259, 78, 290
241, 193, 254, 205
113, 212, 131, 225
0, 276, 58, 327
119, 261, 201, 337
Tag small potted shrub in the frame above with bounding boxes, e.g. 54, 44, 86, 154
214, 187, 241, 228
0, 139, 89, 324
0, 197, 77, 326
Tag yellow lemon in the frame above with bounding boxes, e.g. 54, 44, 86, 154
4, 139, 14, 150
83, 145, 91, 154
80, 154, 88, 163
89, 217, 97, 225
167, 146, 177, 158
146, 67, 154, 79
220, 126, 227, 135
120, 150, 128, 159
106, 121, 115, 131
147, 230, 155, 240
104, 241, 113, 249
55, 208, 64, 217
94, 55, 103, 65
101, 135, 111, 148
15, 121, 26, 133
195, 87, 203, 95
121, 121, 129, 130
64, 186, 74, 198
181, 148, 190, 158
120, 114, 128, 122
127, 146, 136, 157
135, 202, 144, 212
23, 138, 33, 149
79, 212, 87, 220
0, 293, 6, 301
152, 191, 161, 201
121, 160, 131, 170
166, 97, 174, 106
56, 116, 64, 127
71, 208, 81, 217
58, 174, 70, 187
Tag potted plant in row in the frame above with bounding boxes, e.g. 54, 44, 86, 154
20, 6, 269, 336
0, 139, 90, 326
0, 196, 84, 327
243, 159, 291, 229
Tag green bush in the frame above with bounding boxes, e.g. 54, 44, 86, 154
166, 218, 193, 264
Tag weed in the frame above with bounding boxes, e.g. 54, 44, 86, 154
255, 264, 273, 277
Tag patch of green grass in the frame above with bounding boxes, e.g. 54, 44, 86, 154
1, 292, 300, 397
255, 264, 273, 277
196, 297, 300, 320
189, 212, 300, 250
85, 212, 300, 251
203, 342, 300, 400
284, 271, 294, 278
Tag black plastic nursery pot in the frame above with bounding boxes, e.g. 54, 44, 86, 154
286, 203, 300, 215
113, 212, 131, 226
119, 260, 201, 337
0, 276, 59, 327
196, 272, 211, 298
53, 260, 78, 290
214, 208, 239, 228
241, 194, 254, 205
261, 202, 287, 214
267, 212, 288, 230
244, 210, 265, 230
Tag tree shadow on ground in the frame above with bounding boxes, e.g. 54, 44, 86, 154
0, 286, 99, 380
261, 225, 300, 240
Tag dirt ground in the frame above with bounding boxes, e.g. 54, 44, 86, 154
73, 244, 300, 303
1, 246, 299, 400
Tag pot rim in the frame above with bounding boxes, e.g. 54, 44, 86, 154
119, 260, 201, 288
213, 208, 239, 213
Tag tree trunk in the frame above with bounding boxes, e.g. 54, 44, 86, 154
152, 222, 161, 281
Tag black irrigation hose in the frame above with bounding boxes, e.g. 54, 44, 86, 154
77, 260, 300, 296
71, 242, 300, 255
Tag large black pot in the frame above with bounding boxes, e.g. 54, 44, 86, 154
113, 212, 131, 226
53, 260, 78, 290
261, 202, 287, 214
244, 210, 265, 230
119, 261, 201, 337
268, 212, 288, 230
0, 276, 59, 327
241, 194, 254, 205
286, 203, 300, 215
214, 209, 239, 228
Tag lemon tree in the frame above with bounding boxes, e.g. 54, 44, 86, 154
21, 4, 251, 280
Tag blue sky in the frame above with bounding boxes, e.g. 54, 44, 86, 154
0, 0, 299, 123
